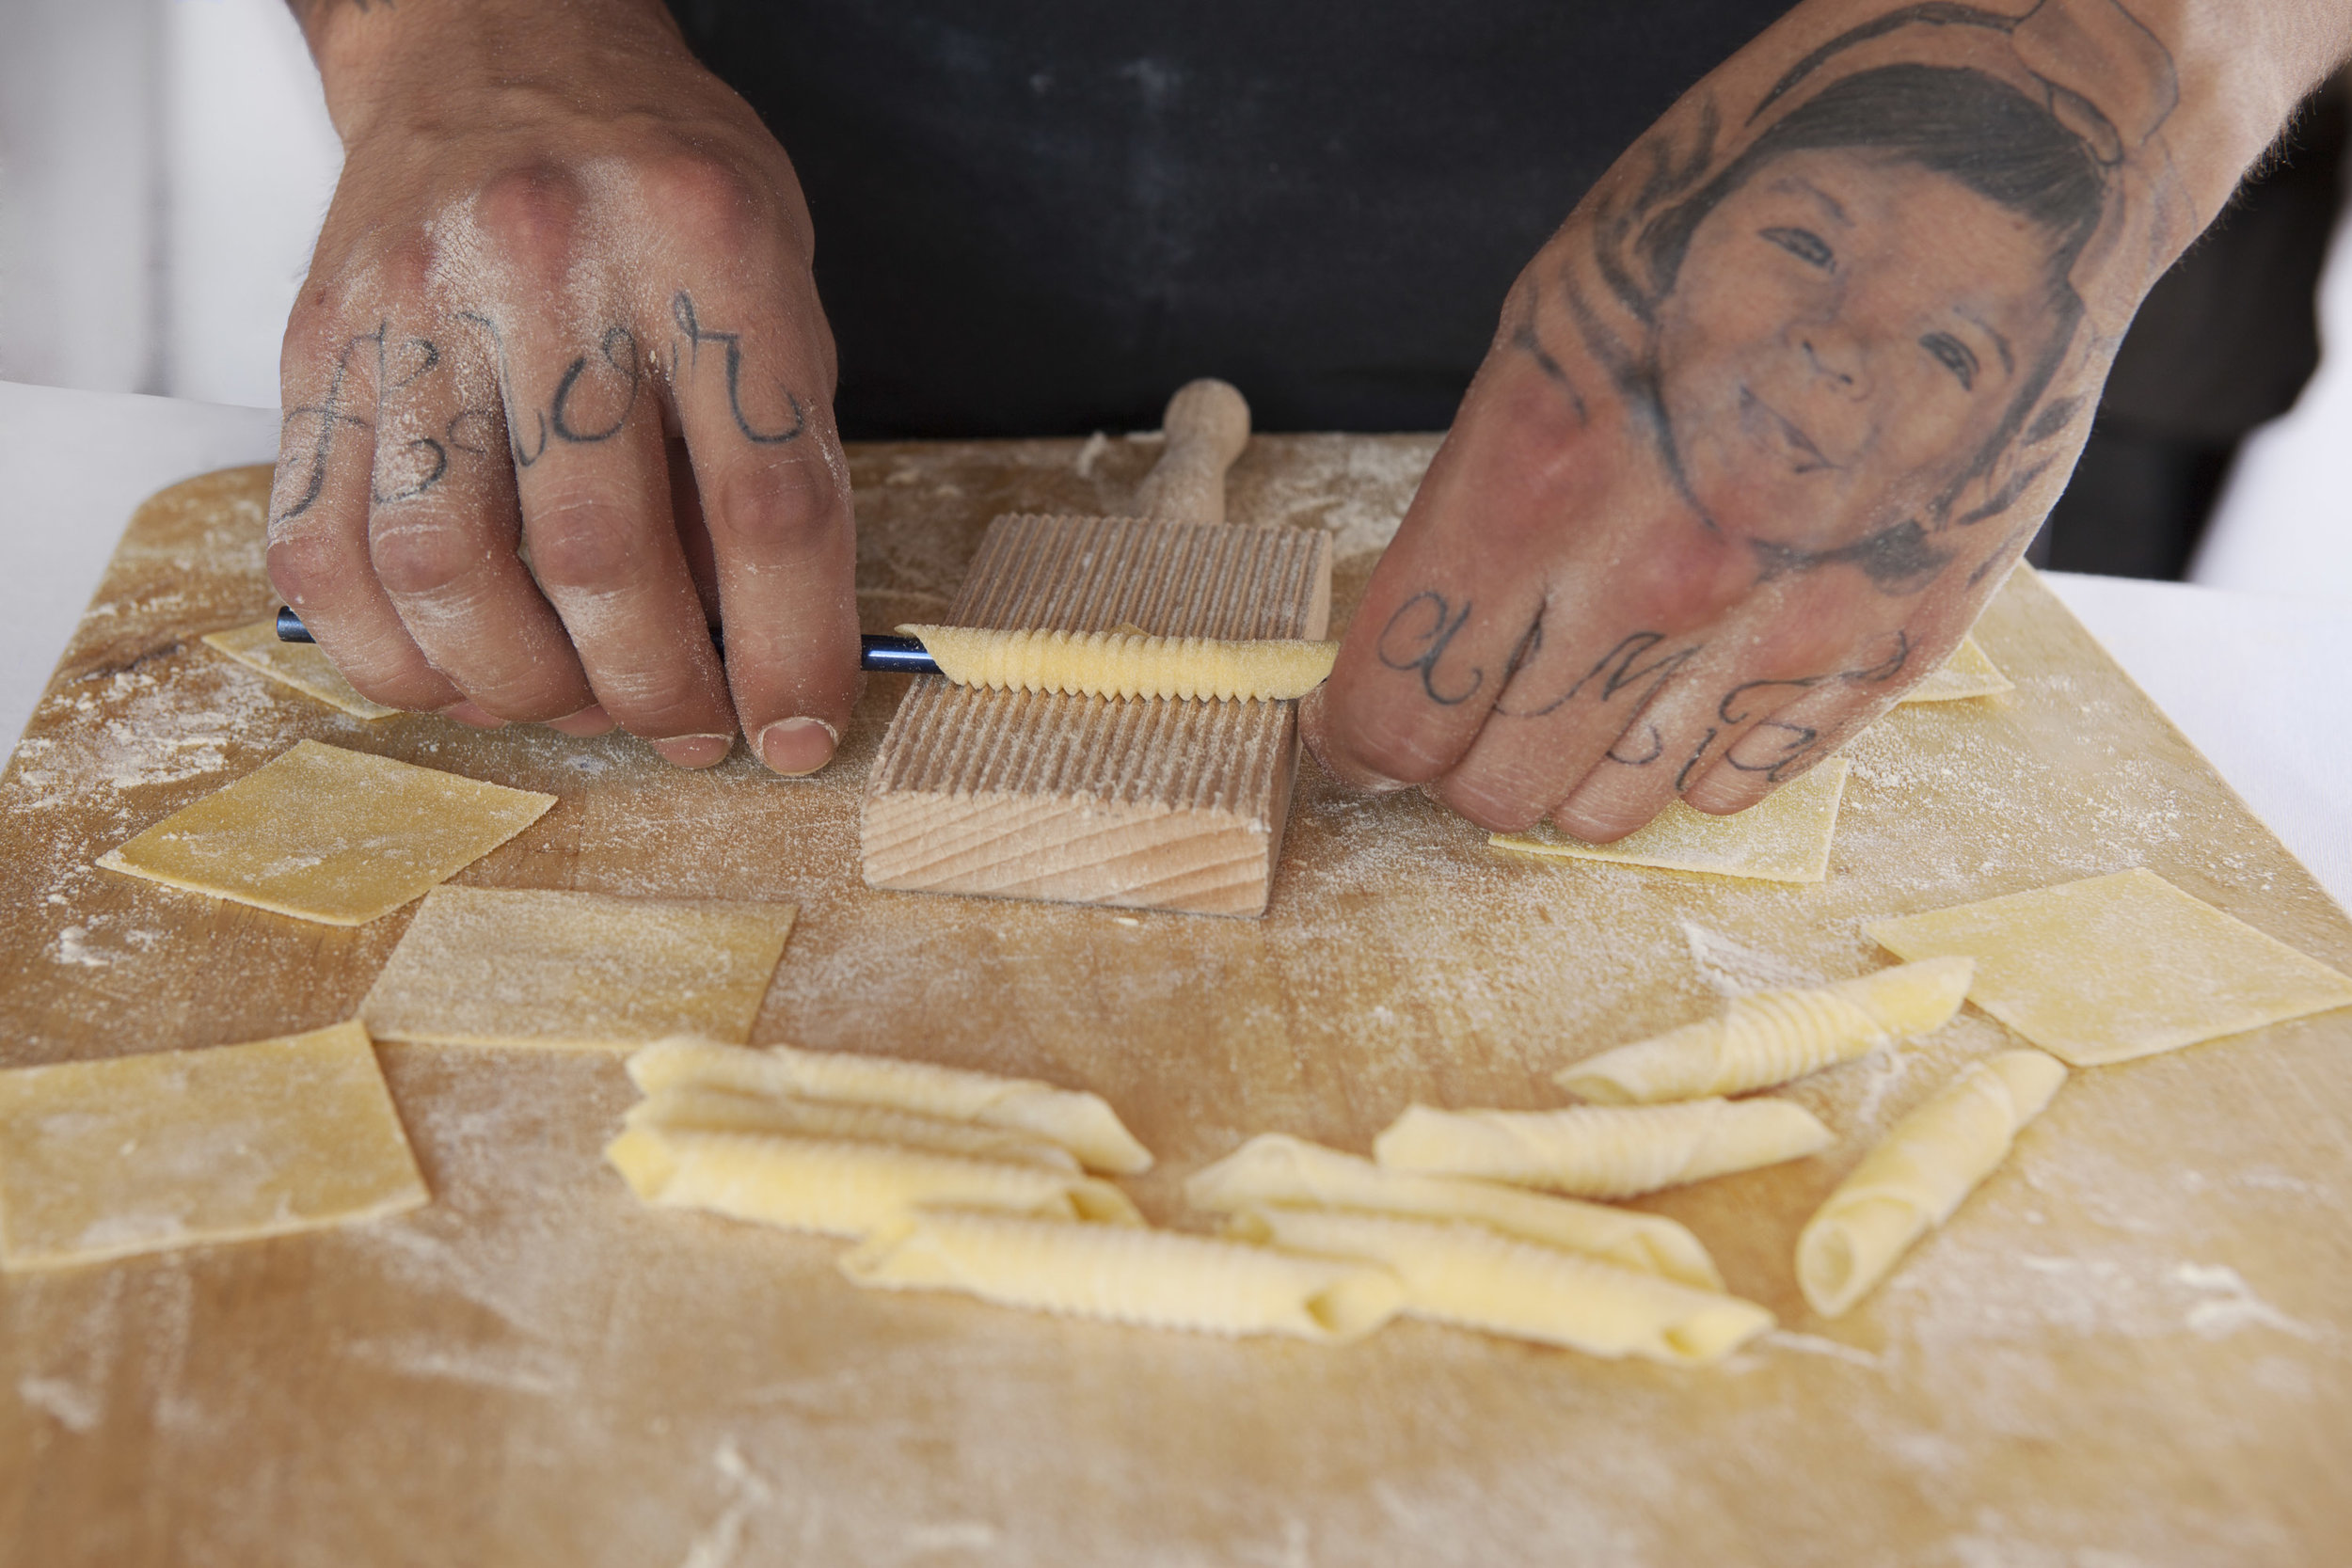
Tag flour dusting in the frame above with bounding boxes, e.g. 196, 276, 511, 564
2173, 1262, 2319, 1341
18, 1375, 102, 1433
679, 1439, 779, 1568
1678, 922, 1822, 997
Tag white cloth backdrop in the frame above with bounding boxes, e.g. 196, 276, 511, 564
0, 0, 341, 406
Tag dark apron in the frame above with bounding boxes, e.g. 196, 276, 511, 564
663, 2, 1788, 436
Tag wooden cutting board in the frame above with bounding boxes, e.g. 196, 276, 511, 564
3, 440, 2347, 1567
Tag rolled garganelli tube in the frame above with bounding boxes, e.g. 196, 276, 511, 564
1184, 1132, 1723, 1291
898, 624, 1340, 703
1227, 1208, 1772, 1364
1556, 957, 1978, 1104
1796, 1049, 2065, 1318
624, 1085, 1081, 1171
1373, 1098, 1831, 1199
625, 1037, 1152, 1175
840, 1208, 1405, 1344
605, 1124, 1140, 1238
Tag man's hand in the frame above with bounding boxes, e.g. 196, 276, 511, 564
270, 0, 853, 773
1305, 0, 2341, 839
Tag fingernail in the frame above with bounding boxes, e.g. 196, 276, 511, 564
547, 704, 615, 737
651, 733, 735, 768
438, 701, 508, 730
758, 717, 838, 777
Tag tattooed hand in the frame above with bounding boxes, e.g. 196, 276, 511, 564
269, 0, 853, 773
1304, 0, 2285, 840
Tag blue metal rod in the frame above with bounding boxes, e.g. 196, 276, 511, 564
273, 606, 940, 677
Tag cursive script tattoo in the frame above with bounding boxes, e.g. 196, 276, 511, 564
1375, 591, 1485, 705
368, 332, 456, 505
456, 310, 549, 468
547, 326, 643, 445
275, 325, 379, 524
672, 292, 808, 444
1498, 625, 1701, 721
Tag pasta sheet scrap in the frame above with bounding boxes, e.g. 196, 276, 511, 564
841, 1208, 1404, 1343
1184, 1133, 1723, 1291
1231, 1208, 1772, 1364
202, 619, 402, 720
1375, 1099, 1832, 1199
1897, 634, 2012, 704
1796, 1049, 2066, 1317
1867, 868, 2352, 1066
1557, 957, 1976, 1103
0, 1020, 426, 1271
626, 1037, 1152, 1175
362, 887, 797, 1050
1490, 759, 1849, 884
606, 1124, 1139, 1238
900, 623, 1339, 703
98, 739, 554, 926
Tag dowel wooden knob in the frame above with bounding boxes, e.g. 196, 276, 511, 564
1132, 378, 1251, 527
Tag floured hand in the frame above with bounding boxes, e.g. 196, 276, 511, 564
269, 0, 854, 775
1306, 0, 2311, 840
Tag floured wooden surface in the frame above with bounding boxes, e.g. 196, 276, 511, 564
2, 445, 2348, 1566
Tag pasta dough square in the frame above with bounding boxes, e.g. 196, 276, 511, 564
1490, 758, 1848, 884
1867, 868, 2352, 1066
0, 1021, 427, 1271
363, 886, 798, 1049
1898, 635, 2012, 704
99, 739, 555, 926
202, 620, 401, 720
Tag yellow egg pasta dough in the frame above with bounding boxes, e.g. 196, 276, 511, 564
1867, 868, 2352, 1066
625, 1085, 1081, 1171
1184, 1133, 1722, 1291
1490, 758, 1849, 884
1229, 1208, 1772, 1364
1897, 634, 2012, 704
1796, 1050, 2065, 1317
361, 887, 796, 1050
841, 1209, 1403, 1344
626, 1037, 1152, 1175
0, 1021, 426, 1271
606, 1125, 1139, 1239
1557, 957, 1975, 1104
1374, 1098, 1831, 1199
899, 623, 1338, 702
201, 619, 402, 720
97, 739, 554, 926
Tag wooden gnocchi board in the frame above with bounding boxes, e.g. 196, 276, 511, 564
3, 442, 2348, 1567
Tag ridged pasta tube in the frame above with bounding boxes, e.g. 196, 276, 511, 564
1184, 1133, 1723, 1291
1374, 1099, 1832, 1199
840, 1209, 1405, 1344
626, 1037, 1152, 1174
1229, 1208, 1772, 1365
605, 1125, 1140, 1238
625, 1085, 1081, 1171
898, 624, 1340, 703
1796, 1050, 2065, 1318
1557, 957, 1978, 1104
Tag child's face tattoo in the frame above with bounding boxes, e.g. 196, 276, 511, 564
1653, 147, 2061, 555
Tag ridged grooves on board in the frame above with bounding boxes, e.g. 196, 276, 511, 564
862, 514, 1328, 915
